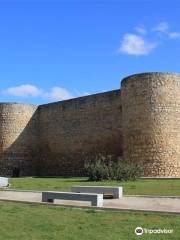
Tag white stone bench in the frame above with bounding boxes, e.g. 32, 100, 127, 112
71, 186, 123, 199
0, 177, 9, 188
42, 191, 103, 207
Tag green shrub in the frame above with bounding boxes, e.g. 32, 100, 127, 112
85, 155, 143, 181
115, 161, 143, 181
85, 160, 108, 181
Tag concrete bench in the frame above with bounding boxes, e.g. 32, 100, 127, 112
42, 191, 103, 207
71, 186, 123, 199
0, 177, 9, 188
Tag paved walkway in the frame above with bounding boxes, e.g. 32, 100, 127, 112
0, 190, 180, 213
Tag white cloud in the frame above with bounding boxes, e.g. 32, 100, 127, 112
3, 84, 42, 97
153, 22, 169, 34
118, 21, 180, 56
119, 33, 157, 56
153, 21, 180, 39
73, 89, 90, 97
2, 84, 90, 102
135, 25, 147, 35
168, 32, 180, 39
42, 87, 73, 101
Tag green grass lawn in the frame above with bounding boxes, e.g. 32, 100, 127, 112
1, 178, 180, 239
9, 177, 180, 196
0, 201, 179, 240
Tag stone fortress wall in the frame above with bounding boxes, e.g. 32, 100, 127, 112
0, 72, 180, 177
121, 73, 180, 177
38, 90, 122, 176
0, 103, 38, 176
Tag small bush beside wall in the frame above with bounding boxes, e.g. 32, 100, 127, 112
85, 155, 143, 181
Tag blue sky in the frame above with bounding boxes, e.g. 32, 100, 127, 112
0, 0, 180, 104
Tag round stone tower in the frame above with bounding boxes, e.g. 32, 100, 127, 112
0, 103, 38, 176
121, 72, 180, 177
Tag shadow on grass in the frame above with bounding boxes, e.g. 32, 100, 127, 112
31, 176, 89, 182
